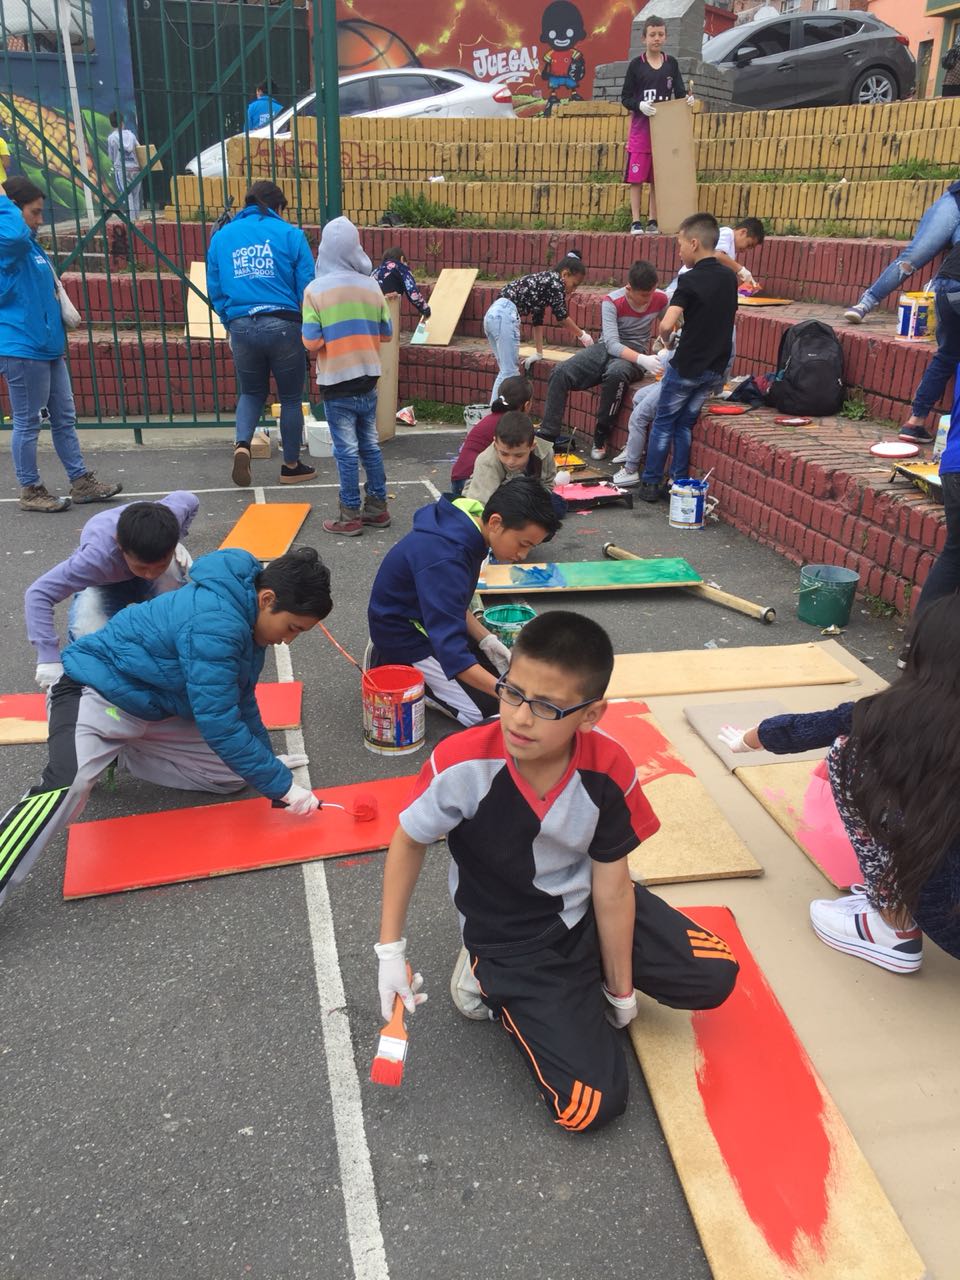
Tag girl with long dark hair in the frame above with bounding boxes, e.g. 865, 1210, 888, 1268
720, 594, 960, 973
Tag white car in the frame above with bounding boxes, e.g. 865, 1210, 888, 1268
187, 68, 514, 178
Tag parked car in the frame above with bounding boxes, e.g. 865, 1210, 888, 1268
703, 11, 915, 110
186, 68, 514, 178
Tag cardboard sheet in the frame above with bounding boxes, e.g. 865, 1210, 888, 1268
649, 98, 697, 235
63, 774, 416, 898
606, 643, 856, 701
683, 700, 827, 771
409, 268, 477, 346
184, 262, 226, 341
601, 702, 761, 885
735, 760, 861, 889
478, 557, 701, 594
219, 502, 311, 560
376, 295, 400, 442
630, 907, 925, 1280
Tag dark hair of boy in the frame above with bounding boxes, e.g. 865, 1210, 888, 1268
3, 176, 44, 208
679, 212, 720, 250
556, 249, 586, 278
495, 410, 536, 448
491, 375, 533, 413
382, 246, 405, 263
628, 260, 658, 291
116, 502, 181, 562
735, 217, 765, 244
109, 110, 122, 129
837, 594, 960, 918
256, 547, 333, 618
481, 475, 561, 537
511, 609, 614, 702
258, 81, 275, 96
245, 180, 286, 213
642, 13, 666, 33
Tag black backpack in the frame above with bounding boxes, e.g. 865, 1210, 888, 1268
766, 319, 844, 417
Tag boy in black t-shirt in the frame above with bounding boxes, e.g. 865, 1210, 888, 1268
639, 212, 738, 501
375, 611, 738, 1133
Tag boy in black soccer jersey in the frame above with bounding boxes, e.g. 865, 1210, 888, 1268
375, 612, 738, 1133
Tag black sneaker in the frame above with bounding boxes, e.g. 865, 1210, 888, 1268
645, 220, 659, 235
630, 221, 644, 235
638, 482, 662, 503
899, 424, 935, 444
279, 460, 318, 484
896, 644, 910, 671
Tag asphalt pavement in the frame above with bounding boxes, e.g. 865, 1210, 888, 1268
0, 431, 905, 1280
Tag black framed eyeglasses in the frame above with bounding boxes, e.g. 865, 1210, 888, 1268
495, 677, 597, 722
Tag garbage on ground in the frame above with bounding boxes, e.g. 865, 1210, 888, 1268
396, 406, 417, 425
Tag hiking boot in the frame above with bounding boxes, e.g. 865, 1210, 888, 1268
450, 946, 494, 1020
232, 443, 252, 487
19, 483, 70, 513
321, 505, 363, 536
280, 460, 317, 484
899, 424, 935, 445
809, 887, 922, 974
844, 303, 869, 324
638, 481, 662, 503
361, 497, 391, 528
69, 472, 122, 504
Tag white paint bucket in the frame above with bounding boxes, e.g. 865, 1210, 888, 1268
361, 664, 425, 756
897, 291, 934, 339
669, 478, 711, 529
306, 417, 333, 458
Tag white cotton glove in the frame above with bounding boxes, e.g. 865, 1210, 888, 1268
35, 662, 64, 691
523, 353, 540, 372
603, 984, 639, 1029
636, 353, 661, 376
479, 633, 512, 675
638, 101, 657, 117
686, 93, 696, 106
737, 267, 757, 290
554, 469, 571, 487
578, 330, 594, 347
277, 751, 309, 769
718, 725, 757, 754
374, 937, 428, 1021
279, 782, 320, 815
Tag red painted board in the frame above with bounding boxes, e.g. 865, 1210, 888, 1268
255, 681, 303, 729
0, 693, 46, 722
63, 774, 416, 898
599, 701, 695, 787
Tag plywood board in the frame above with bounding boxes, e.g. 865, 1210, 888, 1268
599, 702, 761, 884
376, 294, 400, 443
0, 693, 47, 744
219, 502, 311, 560
683, 700, 827, 771
737, 295, 793, 307
518, 345, 571, 364
63, 774, 416, 898
478, 557, 701, 594
649, 98, 697, 235
184, 261, 226, 341
409, 268, 477, 346
629, 907, 925, 1280
736, 760, 860, 889
606, 643, 857, 701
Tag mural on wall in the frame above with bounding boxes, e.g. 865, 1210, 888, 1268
334, 0, 635, 111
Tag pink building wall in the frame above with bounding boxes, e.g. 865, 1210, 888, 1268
868, 0, 944, 96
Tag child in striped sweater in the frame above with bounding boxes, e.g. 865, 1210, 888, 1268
303, 217, 394, 537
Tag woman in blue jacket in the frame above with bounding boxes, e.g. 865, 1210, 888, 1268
0, 178, 121, 513
0, 546, 333, 911
206, 180, 316, 488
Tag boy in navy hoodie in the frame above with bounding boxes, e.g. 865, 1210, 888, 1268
367, 478, 560, 726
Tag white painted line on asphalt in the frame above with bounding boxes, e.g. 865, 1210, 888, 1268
253, 485, 266, 505
421, 477, 442, 500
0, 480, 440, 504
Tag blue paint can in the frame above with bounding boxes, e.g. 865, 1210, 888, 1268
669, 478, 709, 529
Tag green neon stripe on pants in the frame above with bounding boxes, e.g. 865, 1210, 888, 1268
0, 789, 68, 884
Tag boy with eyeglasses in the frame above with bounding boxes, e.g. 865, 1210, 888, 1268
374, 611, 738, 1133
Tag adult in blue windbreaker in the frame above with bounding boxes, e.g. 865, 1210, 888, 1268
0, 547, 334, 912
246, 81, 284, 132
206, 180, 315, 488
0, 177, 121, 513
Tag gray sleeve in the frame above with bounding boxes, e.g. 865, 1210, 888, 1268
600, 298, 626, 360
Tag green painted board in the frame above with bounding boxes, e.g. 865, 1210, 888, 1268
478, 557, 702, 594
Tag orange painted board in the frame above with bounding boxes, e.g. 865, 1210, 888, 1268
737, 295, 793, 307
63, 774, 416, 898
219, 502, 311, 560
255, 681, 303, 729
630, 907, 925, 1280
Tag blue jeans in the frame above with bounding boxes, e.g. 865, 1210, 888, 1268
0, 355, 86, 488
911, 278, 960, 418
322, 390, 386, 511
641, 365, 719, 484
857, 191, 960, 312
483, 297, 521, 402
228, 315, 306, 465
916, 470, 960, 612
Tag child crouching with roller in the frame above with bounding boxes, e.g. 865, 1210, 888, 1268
720, 594, 960, 973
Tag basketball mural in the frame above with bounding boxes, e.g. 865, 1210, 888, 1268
334, 0, 633, 107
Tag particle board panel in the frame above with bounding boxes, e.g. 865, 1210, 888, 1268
649, 98, 698, 235
478, 557, 701, 594
605, 643, 856, 701
737, 295, 794, 307
63, 774, 416, 898
254, 681, 303, 730
735, 760, 861, 889
683, 700, 827, 771
518, 344, 572, 364
184, 261, 227, 341
409, 268, 477, 346
219, 502, 311, 560
629, 907, 925, 1280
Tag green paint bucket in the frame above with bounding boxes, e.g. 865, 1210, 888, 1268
797, 564, 859, 628
482, 603, 537, 647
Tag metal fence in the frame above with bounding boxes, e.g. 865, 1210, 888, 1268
0, 0, 340, 438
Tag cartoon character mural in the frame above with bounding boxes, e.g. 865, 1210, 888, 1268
539, 1, 586, 116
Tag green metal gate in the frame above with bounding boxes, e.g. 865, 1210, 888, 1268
0, 0, 341, 439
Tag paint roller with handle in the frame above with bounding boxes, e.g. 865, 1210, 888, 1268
602, 543, 776, 624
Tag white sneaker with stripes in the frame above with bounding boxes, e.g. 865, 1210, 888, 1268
809, 887, 922, 973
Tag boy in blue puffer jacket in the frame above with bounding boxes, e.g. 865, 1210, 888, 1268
0, 547, 333, 911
